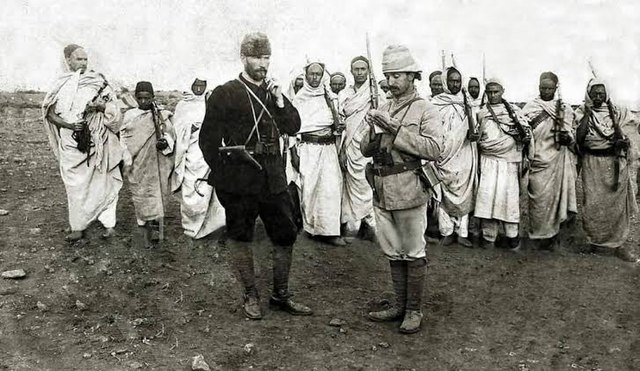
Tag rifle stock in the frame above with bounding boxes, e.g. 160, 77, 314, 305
608, 100, 626, 191
74, 78, 109, 158
553, 98, 565, 149
151, 103, 164, 142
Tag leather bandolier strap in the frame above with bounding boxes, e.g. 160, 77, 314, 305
528, 110, 550, 130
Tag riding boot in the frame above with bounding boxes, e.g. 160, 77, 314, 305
228, 240, 261, 319
269, 245, 313, 315
400, 258, 426, 334
367, 260, 407, 322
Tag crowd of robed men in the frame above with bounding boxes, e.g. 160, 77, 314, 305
41, 32, 639, 335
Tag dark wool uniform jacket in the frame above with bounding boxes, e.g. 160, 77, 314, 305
199, 74, 301, 195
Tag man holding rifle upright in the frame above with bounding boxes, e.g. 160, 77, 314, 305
573, 77, 638, 262
120, 81, 176, 248
475, 78, 532, 250
42, 44, 124, 242
521, 72, 577, 251
199, 32, 313, 320
430, 66, 479, 248
338, 56, 381, 241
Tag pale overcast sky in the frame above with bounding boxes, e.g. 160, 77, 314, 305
1, 0, 638, 107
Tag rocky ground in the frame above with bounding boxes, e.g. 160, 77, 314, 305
0, 98, 639, 370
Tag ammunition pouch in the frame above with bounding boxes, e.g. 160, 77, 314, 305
372, 150, 394, 167
416, 162, 441, 191
218, 145, 263, 170
365, 160, 440, 202
253, 142, 280, 156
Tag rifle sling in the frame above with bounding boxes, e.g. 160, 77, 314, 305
236, 79, 280, 146
486, 103, 520, 139
390, 97, 423, 118
323, 90, 341, 129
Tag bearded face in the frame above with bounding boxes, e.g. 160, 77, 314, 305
242, 55, 270, 82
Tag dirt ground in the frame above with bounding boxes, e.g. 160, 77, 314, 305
0, 100, 639, 371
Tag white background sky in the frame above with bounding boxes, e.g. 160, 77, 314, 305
1, 0, 638, 107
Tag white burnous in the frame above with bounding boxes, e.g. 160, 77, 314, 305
42, 44, 124, 241
172, 78, 225, 239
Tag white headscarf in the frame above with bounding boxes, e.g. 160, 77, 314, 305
292, 61, 336, 134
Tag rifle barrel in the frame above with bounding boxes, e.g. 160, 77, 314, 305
365, 33, 379, 109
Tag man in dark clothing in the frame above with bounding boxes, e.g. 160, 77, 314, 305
199, 32, 313, 319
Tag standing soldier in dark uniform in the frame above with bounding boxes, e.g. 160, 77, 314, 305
199, 32, 313, 319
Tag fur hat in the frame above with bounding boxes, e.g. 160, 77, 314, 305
240, 32, 271, 57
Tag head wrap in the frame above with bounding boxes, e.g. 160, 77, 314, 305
585, 78, 608, 105
440, 67, 463, 95
304, 61, 326, 76
539, 71, 558, 85
63, 44, 83, 59
286, 72, 305, 100
298, 60, 331, 98
330, 72, 346, 82
192, 77, 207, 86
350, 56, 370, 68
429, 70, 442, 83
240, 32, 271, 57
381, 45, 422, 77
181, 77, 207, 101
466, 77, 483, 102
135, 81, 154, 95
485, 77, 504, 89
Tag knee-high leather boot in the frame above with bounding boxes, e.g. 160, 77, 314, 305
228, 240, 261, 320
367, 260, 407, 322
269, 245, 313, 316
400, 257, 426, 334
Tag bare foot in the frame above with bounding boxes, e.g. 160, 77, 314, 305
616, 247, 639, 263
325, 236, 347, 246
65, 230, 84, 242
101, 228, 116, 239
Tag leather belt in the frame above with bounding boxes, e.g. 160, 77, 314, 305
582, 146, 616, 157
372, 160, 422, 177
300, 134, 335, 145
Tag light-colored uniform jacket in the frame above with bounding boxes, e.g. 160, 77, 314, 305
360, 89, 445, 210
